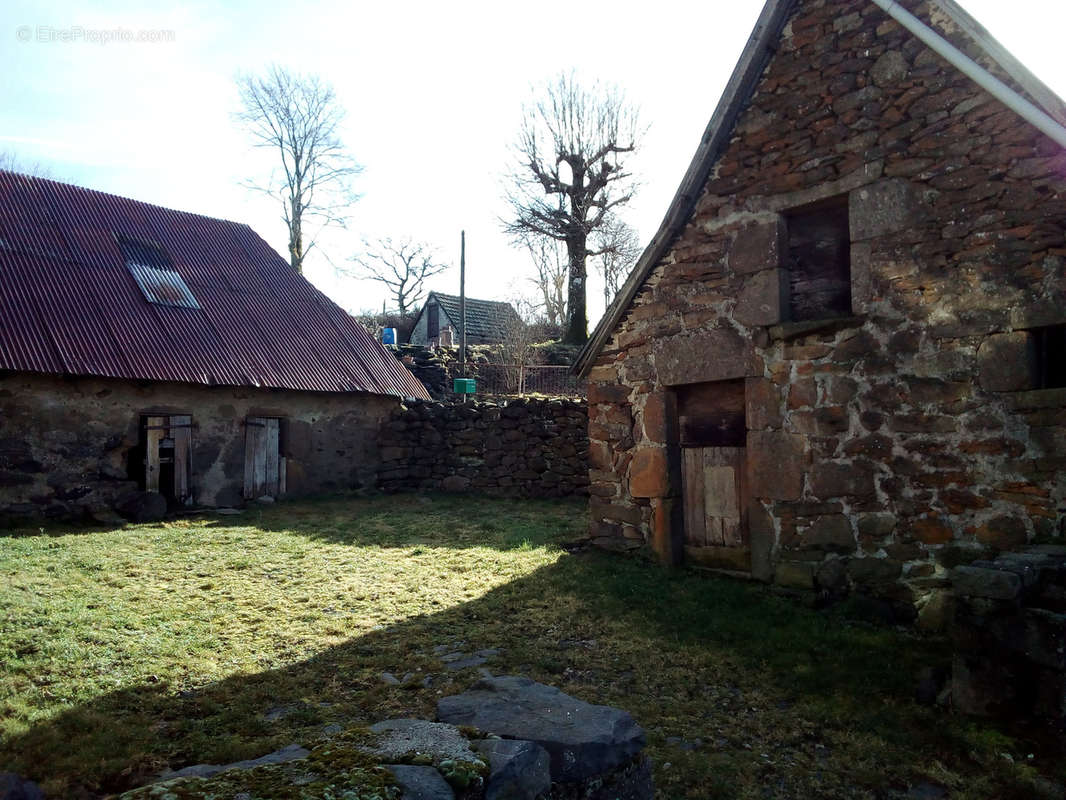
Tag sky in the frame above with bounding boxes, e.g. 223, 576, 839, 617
3, 0, 1066, 330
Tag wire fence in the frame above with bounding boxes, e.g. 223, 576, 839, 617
475, 364, 586, 398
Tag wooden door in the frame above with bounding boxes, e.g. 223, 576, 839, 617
682, 445, 750, 572
244, 417, 285, 499
144, 415, 192, 504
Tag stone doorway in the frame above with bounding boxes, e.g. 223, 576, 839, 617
676, 380, 750, 573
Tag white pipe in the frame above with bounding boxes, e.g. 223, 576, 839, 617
870, 0, 1066, 149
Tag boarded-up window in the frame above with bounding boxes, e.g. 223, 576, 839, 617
427, 303, 440, 339
1034, 325, 1066, 389
676, 380, 746, 447
786, 200, 851, 322
244, 417, 286, 499
142, 415, 192, 504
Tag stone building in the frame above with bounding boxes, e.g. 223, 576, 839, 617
573, 0, 1066, 614
408, 292, 521, 346
0, 171, 429, 522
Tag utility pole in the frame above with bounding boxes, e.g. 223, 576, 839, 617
459, 230, 466, 376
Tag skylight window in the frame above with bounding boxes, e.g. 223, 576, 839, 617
118, 235, 199, 309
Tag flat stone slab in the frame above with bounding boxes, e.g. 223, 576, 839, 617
0, 773, 44, 800
367, 719, 479, 764
473, 739, 551, 800
159, 743, 310, 781
437, 675, 645, 782
386, 765, 455, 800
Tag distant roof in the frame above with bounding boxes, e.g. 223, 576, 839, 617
574, 0, 1066, 377
424, 291, 521, 342
0, 171, 430, 399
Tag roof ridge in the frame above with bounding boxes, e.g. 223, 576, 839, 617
0, 169, 257, 231
573, 0, 1066, 377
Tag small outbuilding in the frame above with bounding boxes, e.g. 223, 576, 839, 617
0, 171, 430, 521
408, 292, 521, 346
574, 0, 1066, 614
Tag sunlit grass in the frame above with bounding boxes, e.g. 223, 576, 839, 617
0, 494, 1059, 799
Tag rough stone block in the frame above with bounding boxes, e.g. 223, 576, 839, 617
733, 269, 785, 327
651, 497, 683, 566
801, 514, 855, 554
974, 515, 1028, 550
629, 447, 670, 499
977, 332, 1036, 392
775, 561, 815, 589
746, 378, 782, 431
590, 499, 642, 527
748, 500, 775, 582
808, 461, 875, 498
588, 383, 631, 405
437, 676, 646, 783
653, 329, 761, 386
952, 565, 1022, 600
849, 178, 925, 241
747, 431, 807, 500
641, 392, 674, 445
912, 516, 954, 545
846, 557, 902, 585
728, 217, 786, 275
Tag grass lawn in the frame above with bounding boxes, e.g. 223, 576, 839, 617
0, 495, 1061, 799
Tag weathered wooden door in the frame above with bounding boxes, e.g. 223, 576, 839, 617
244, 417, 285, 499
683, 446, 743, 546
675, 379, 750, 571
144, 415, 192, 504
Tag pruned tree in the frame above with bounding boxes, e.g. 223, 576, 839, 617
519, 234, 567, 328
347, 237, 448, 316
234, 65, 361, 274
591, 216, 642, 309
503, 71, 642, 344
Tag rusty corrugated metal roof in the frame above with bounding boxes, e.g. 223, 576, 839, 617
0, 171, 430, 400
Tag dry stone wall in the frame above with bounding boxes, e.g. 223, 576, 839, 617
586, 0, 1066, 618
377, 398, 588, 497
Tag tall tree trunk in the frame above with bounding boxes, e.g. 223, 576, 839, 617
562, 235, 588, 344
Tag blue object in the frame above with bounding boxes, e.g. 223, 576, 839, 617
381, 327, 397, 345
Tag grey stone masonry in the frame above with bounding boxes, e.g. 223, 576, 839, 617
951, 546, 1066, 727
377, 398, 588, 498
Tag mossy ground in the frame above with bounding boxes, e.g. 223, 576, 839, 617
0, 494, 1061, 799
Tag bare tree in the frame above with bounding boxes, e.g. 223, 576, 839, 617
519, 234, 567, 328
0, 151, 56, 179
495, 294, 540, 395
347, 237, 449, 316
591, 216, 642, 309
503, 71, 642, 344
234, 65, 360, 273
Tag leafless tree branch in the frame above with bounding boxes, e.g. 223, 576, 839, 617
501, 71, 643, 344
234, 65, 362, 273
344, 237, 449, 316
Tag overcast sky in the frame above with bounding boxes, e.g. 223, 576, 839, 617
3, 0, 1065, 329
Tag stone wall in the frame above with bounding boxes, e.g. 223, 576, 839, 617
951, 546, 1066, 730
0, 372, 396, 522
377, 398, 588, 497
585, 0, 1066, 615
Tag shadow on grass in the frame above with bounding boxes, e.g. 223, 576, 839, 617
6, 533, 1055, 800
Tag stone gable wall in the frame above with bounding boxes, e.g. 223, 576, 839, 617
377, 398, 589, 497
587, 0, 1066, 619
0, 372, 395, 522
